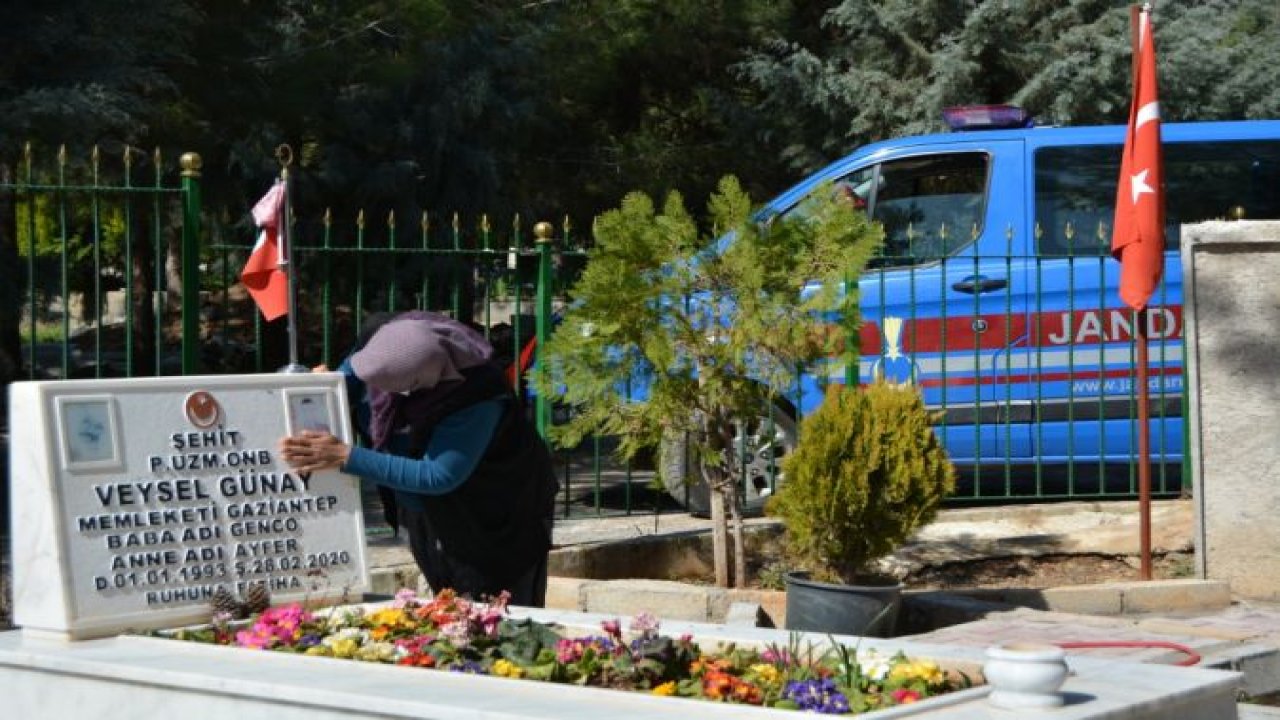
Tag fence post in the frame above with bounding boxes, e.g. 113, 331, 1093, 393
533, 220, 554, 438
180, 152, 203, 374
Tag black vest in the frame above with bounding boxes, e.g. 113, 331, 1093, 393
402, 364, 558, 579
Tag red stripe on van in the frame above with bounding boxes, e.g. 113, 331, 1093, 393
859, 315, 1027, 354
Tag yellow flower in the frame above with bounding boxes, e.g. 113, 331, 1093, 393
889, 659, 944, 685
491, 659, 524, 678
328, 637, 359, 658
748, 664, 781, 685
651, 681, 677, 696
304, 646, 333, 657
367, 608, 408, 628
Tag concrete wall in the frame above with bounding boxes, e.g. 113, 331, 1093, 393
1184, 220, 1280, 600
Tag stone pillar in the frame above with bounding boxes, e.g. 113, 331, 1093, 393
1184, 220, 1280, 599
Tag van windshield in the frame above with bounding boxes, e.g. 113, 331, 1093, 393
1035, 140, 1280, 256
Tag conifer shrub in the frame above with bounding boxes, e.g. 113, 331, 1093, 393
768, 381, 956, 584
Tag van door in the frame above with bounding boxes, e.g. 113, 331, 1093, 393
854, 141, 1032, 469
1025, 136, 1280, 488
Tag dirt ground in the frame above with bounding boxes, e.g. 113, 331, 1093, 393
902, 551, 1196, 590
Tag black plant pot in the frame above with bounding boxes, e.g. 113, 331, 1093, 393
783, 571, 902, 638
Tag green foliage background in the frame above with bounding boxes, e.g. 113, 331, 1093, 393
4, 1, 1278, 226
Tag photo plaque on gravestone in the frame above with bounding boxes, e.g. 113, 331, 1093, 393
8, 373, 369, 639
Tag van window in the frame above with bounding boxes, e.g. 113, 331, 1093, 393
867, 153, 989, 267
1034, 140, 1280, 256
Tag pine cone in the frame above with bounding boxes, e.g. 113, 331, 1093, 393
241, 582, 271, 615
211, 586, 244, 619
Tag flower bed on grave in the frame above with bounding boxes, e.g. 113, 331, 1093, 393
161, 588, 976, 716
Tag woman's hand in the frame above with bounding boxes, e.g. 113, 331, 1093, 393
278, 430, 351, 474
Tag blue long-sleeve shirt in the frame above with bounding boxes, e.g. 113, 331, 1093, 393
336, 358, 503, 498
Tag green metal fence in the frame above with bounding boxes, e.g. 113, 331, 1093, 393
4, 144, 197, 381
5, 148, 1182, 514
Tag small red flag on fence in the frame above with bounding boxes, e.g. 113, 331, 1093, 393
241, 180, 289, 321
1111, 5, 1165, 311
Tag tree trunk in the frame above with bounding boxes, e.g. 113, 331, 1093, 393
730, 478, 746, 589
708, 468, 731, 588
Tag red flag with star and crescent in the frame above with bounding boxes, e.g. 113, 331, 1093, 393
1111, 6, 1165, 311
240, 180, 289, 321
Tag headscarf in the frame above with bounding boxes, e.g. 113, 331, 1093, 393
349, 311, 496, 449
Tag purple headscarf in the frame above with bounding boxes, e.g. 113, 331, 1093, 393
349, 311, 496, 449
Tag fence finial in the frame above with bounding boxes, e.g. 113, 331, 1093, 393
180, 152, 203, 178
275, 144, 294, 171
534, 221, 554, 244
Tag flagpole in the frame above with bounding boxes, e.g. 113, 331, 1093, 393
1132, 2, 1153, 581
1137, 309, 1153, 580
276, 144, 307, 374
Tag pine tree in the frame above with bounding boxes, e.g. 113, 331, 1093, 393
533, 175, 882, 587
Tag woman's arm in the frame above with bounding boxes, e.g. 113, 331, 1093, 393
278, 400, 503, 489
334, 399, 504, 495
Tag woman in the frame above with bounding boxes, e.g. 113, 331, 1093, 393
279, 311, 558, 606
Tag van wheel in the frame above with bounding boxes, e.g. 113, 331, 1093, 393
659, 408, 798, 516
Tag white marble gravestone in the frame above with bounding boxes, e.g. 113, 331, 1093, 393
8, 373, 369, 639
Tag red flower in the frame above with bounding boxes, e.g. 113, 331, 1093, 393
398, 653, 436, 668
892, 688, 922, 704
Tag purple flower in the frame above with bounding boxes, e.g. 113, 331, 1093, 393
449, 660, 487, 674
782, 678, 850, 714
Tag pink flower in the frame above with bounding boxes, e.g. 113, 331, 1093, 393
601, 619, 622, 640
761, 648, 793, 666
556, 638, 583, 663
233, 603, 313, 650
392, 589, 419, 609
629, 612, 660, 639
235, 627, 274, 650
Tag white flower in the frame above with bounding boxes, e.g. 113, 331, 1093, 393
323, 627, 368, 646
440, 621, 472, 649
858, 650, 892, 681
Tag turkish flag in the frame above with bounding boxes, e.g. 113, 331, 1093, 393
241, 180, 289, 321
1111, 6, 1165, 311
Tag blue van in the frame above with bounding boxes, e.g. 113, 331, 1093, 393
662, 108, 1280, 510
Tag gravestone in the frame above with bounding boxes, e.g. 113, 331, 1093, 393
8, 373, 369, 639
1183, 220, 1280, 600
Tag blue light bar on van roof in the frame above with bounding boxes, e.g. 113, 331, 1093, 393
942, 105, 1034, 131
